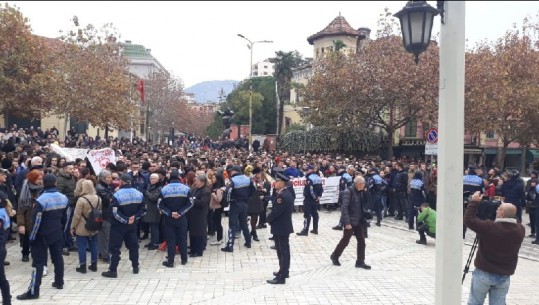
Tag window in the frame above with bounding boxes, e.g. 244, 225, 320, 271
263, 72, 268, 75
263, 65, 268, 69
486, 131, 496, 139
405, 120, 417, 138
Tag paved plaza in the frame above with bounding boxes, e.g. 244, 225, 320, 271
4, 210, 539, 305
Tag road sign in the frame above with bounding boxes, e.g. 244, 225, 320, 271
426, 128, 438, 144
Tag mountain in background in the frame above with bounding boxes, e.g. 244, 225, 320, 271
185, 80, 240, 103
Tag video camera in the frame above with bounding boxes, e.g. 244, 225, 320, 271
463, 191, 501, 221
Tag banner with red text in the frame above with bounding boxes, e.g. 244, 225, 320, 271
87, 148, 116, 175
270, 176, 340, 206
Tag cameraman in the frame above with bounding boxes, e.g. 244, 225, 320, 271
464, 191, 525, 305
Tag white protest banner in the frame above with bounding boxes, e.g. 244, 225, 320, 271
62, 148, 89, 162
50, 143, 75, 161
270, 176, 340, 206
87, 148, 116, 175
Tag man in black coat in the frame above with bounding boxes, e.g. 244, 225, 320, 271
266, 172, 294, 284
330, 175, 372, 270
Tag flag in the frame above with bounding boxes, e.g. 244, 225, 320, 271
137, 79, 145, 102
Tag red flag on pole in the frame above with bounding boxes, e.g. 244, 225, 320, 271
137, 79, 145, 102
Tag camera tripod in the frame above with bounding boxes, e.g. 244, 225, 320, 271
462, 235, 479, 284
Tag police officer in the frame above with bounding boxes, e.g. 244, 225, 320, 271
158, 170, 193, 267
17, 174, 68, 300
462, 166, 484, 238
221, 166, 255, 252
297, 165, 323, 236
332, 166, 354, 230
0, 184, 12, 305
102, 174, 145, 278
463, 166, 485, 194
408, 171, 426, 230
368, 168, 384, 227
267, 172, 294, 284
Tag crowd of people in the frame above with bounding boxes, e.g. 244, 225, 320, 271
0, 123, 535, 304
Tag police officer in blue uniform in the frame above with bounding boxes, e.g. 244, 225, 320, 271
158, 170, 193, 267
17, 174, 68, 300
462, 166, 485, 238
102, 174, 145, 278
408, 171, 426, 230
0, 182, 12, 305
368, 168, 384, 227
332, 166, 354, 230
463, 166, 485, 195
267, 172, 294, 284
221, 166, 255, 252
297, 165, 323, 236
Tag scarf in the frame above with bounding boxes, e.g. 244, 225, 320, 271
18, 180, 43, 211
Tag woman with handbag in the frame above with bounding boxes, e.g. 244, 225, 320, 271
71, 180, 100, 274
209, 173, 225, 246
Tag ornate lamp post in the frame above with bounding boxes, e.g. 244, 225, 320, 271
395, 2, 465, 305
394, 1, 440, 64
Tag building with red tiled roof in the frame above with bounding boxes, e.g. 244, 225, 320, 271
307, 13, 370, 61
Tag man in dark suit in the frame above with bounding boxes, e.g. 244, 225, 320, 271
266, 172, 294, 284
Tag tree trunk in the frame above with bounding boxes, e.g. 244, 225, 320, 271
498, 141, 509, 170
387, 128, 394, 160
104, 124, 109, 144
520, 145, 528, 175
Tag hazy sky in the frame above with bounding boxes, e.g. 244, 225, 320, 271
5, 1, 539, 88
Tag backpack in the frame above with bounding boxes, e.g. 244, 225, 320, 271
81, 196, 103, 231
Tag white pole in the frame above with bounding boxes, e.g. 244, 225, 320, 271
435, 1, 465, 305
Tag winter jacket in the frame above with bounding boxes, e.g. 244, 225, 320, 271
96, 181, 114, 221
188, 185, 210, 237
501, 177, 525, 207
340, 186, 372, 227
71, 180, 100, 236
57, 169, 77, 207
143, 182, 162, 224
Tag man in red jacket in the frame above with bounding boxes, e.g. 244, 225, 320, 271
464, 191, 525, 305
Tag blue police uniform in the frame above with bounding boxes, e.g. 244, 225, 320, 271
158, 179, 193, 266
0, 192, 11, 304
298, 172, 323, 235
222, 172, 255, 252
463, 174, 485, 194
462, 170, 484, 238
106, 185, 144, 275
369, 173, 384, 225
22, 187, 68, 299
408, 172, 426, 230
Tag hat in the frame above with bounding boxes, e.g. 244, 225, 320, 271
369, 167, 379, 174
275, 157, 281, 163
170, 169, 180, 179
230, 165, 242, 173
306, 165, 314, 170
252, 167, 262, 175
0, 168, 8, 175
275, 172, 290, 183
120, 173, 132, 183
1, 159, 12, 170
187, 152, 193, 157
43, 174, 57, 187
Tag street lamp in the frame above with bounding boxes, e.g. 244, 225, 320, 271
394, 1, 439, 64
237, 34, 273, 151
395, 2, 465, 305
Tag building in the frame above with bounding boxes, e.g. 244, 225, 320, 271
119, 40, 169, 142
282, 14, 371, 133
252, 59, 274, 77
